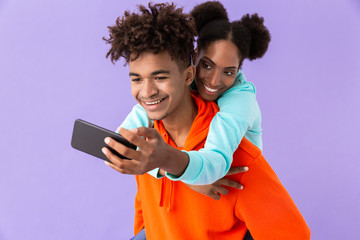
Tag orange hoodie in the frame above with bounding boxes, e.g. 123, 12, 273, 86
134, 94, 310, 240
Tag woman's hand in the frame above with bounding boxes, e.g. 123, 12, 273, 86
186, 166, 249, 200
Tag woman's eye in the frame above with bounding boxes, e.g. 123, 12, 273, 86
202, 62, 211, 69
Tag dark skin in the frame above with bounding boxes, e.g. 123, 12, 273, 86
103, 127, 186, 176
103, 127, 249, 200
102, 50, 248, 200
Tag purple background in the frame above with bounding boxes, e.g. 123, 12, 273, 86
0, 0, 359, 239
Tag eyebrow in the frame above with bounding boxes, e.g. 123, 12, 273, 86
129, 70, 170, 77
151, 70, 170, 75
202, 56, 237, 70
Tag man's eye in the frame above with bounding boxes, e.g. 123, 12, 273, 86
154, 76, 168, 80
131, 78, 141, 82
224, 71, 235, 76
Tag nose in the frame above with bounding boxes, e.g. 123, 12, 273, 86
141, 79, 158, 98
207, 68, 222, 87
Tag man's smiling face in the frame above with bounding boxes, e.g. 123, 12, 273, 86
129, 50, 189, 121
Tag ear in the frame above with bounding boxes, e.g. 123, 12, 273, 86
184, 65, 196, 87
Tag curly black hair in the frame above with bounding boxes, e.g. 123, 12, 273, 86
104, 2, 197, 69
190, 1, 271, 68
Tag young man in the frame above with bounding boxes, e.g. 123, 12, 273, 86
102, 3, 310, 240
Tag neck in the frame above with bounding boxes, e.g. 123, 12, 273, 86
162, 91, 197, 147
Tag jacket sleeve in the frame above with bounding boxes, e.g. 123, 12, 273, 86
120, 105, 161, 178
235, 155, 311, 240
134, 176, 144, 235
167, 72, 262, 185
120, 104, 150, 130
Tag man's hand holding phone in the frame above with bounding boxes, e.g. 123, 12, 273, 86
102, 127, 189, 176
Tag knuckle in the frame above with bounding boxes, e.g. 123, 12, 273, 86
138, 127, 146, 131
122, 148, 130, 156
138, 127, 146, 133
226, 179, 235, 186
127, 135, 137, 143
148, 148, 156, 156
118, 166, 127, 174
106, 153, 114, 162
123, 146, 135, 157
212, 194, 220, 200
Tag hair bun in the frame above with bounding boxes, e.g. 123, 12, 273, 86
190, 1, 229, 33
240, 13, 271, 60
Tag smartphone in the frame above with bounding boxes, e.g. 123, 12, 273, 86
71, 119, 136, 162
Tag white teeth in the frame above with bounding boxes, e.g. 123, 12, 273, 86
145, 99, 162, 105
204, 85, 219, 93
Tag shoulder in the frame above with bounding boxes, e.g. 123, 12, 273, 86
191, 91, 219, 114
228, 78, 256, 95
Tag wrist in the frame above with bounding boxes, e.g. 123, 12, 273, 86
161, 146, 189, 177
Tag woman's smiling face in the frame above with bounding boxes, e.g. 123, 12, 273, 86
195, 40, 241, 101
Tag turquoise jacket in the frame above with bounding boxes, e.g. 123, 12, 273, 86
120, 71, 262, 184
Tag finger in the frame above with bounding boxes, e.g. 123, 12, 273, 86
102, 147, 144, 175
102, 147, 126, 167
226, 166, 249, 176
132, 127, 161, 140
212, 185, 229, 196
217, 178, 243, 190
105, 160, 126, 174
116, 126, 121, 133
118, 127, 150, 150
104, 136, 139, 160
209, 191, 221, 201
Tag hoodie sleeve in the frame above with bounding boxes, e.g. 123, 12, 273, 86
120, 104, 161, 178
120, 104, 150, 130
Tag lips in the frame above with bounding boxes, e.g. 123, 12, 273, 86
203, 84, 220, 93
200, 80, 222, 95
141, 96, 168, 110
144, 98, 165, 105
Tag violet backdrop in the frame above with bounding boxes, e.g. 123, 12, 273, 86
0, 0, 359, 239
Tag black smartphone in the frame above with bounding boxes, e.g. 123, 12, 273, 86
71, 119, 136, 162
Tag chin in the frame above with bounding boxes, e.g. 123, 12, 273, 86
147, 112, 168, 121
199, 91, 217, 102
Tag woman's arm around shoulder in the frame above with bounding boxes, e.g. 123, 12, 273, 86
169, 72, 262, 185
